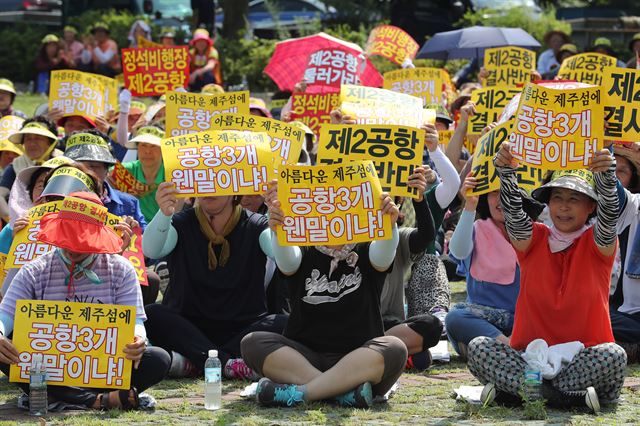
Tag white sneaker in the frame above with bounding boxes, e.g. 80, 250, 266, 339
480, 382, 496, 406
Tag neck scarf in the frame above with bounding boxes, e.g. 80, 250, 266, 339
56, 248, 101, 298
548, 225, 589, 253
195, 202, 242, 271
470, 219, 517, 285
315, 244, 358, 277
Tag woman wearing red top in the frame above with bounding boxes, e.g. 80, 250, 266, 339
188, 29, 223, 92
466, 142, 627, 414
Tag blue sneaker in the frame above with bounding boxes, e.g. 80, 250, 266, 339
334, 382, 373, 408
256, 378, 305, 407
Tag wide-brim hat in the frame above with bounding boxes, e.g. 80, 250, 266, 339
0, 78, 16, 96
289, 120, 314, 136
436, 112, 454, 126
17, 156, 74, 186
57, 115, 97, 129
629, 33, 640, 51
37, 192, 122, 254
532, 169, 598, 204
189, 28, 213, 46
544, 30, 571, 44
126, 125, 164, 148
0, 140, 23, 156
91, 22, 110, 34
64, 132, 116, 165
250, 97, 272, 118
9, 122, 58, 145
39, 165, 96, 201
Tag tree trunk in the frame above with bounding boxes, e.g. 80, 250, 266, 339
221, 0, 249, 40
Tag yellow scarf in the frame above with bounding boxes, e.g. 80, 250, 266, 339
195, 202, 242, 271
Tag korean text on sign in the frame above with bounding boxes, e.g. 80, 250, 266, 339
212, 113, 304, 166
483, 46, 536, 87
290, 91, 340, 136
469, 86, 521, 135
165, 90, 250, 137
121, 227, 148, 287
383, 67, 450, 106
122, 46, 190, 97
49, 70, 110, 119
278, 160, 392, 246
10, 300, 134, 390
603, 67, 640, 141
109, 162, 156, 198
468, 120, 544, 196
510, 82, 604, 170
161, 130, 275, 197
0, 115, 24, 142
303, 49, 362, 88
365, 25, 419, 65
557, 53, 616, 86
317, 124, 424, 199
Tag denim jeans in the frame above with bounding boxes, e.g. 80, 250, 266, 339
445, 302, 514, 355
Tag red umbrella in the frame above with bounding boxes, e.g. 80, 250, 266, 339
265, 32, 383, 92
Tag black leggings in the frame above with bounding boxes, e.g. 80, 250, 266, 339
144, 303, 288, 369
0, 346, 170, 408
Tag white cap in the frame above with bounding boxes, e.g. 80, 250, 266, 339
208, 349, 218, 358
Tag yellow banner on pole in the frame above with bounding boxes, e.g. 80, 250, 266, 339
602, 66, 640, 142
483, 46, 536, 87
468, 120, 545, 196
469, 86, 521, 135
165, 90, 250, 137
557, 52, 616, 86
161, 130, 275, 197
10, 300, 134, 390
510, 83, 604, 170
317, 124, 424, 198
383, 67, 449, 106
277, 160, 392, 246
49, 71, 117, 119
212, 113, 304, 166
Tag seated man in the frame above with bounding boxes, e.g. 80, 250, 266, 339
142, 183, 287, 380
0, 192, 169, 410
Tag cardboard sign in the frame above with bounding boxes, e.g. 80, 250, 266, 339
468, 120, 544, 196
121, 227, 147, 287
366, 25, 419, 65
0, 115, 24, 142
165, 90, 250, 137
6, 201, 122, 269
122, 47, 190, 97
108, 162, 156, 198
603, 67, 640, 141
303, 49, 363, 88
557, 53, 617, 86
0, 253, 7, 288
278, 160, 392, 246
93, 74, 119, 114
137, 35, 162, 48
483, 46, 535, 87
290, 91, 340, 136
317, 124, 424, 198
510, 83, 603, 170
161, 130, 274, 197
212, 113, 304, 166
49, 71, 114, 119
10, 300, 134, 390
469, 86, 521, 135
383, 67, 450, 106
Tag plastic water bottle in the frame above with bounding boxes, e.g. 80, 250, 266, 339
204, 349, 221, 410
523, 367, 542, 401
29, 353, 47, 416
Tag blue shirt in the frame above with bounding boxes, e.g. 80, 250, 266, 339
0, 225, 12, 255
103, 183, 147, 232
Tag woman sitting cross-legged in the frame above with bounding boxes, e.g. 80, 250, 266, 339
241, 181, 407, 408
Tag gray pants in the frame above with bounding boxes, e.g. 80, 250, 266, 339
241, 332, 407, 396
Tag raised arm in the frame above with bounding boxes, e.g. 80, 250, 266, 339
264, 180, 302, 276
421, 123, 461, 208
406, 166, 435, 254
446, 102, 475, 172
369, 193, 400, 271
448, 174, 479, 260
142, 182, 179, 259
591, 149, 618, 256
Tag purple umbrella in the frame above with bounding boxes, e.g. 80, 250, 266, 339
416, 26, 541, 60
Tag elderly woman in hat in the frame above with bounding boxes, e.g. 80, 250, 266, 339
537, 30, 571, 76
188, 28, 222, 91
87, 22, 121, 77
0, 191, 170, 410
0, 80, 26, 119
34, 34, 72, 94
62, 25, 85, 66
468, 142, 626, 413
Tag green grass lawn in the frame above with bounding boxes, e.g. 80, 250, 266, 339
12, 94, 49, 119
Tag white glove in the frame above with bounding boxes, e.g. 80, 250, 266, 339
401, 58, 415, 69
119, 89, 132, 114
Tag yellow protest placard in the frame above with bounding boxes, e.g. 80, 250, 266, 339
341, 84, 422, 108
317, 124, 425, 198
277, 160, 392, 246
365, 25, 419, 65
10, 300, 134, 390
438, 130, 454, 150
383, 67, 449, 106
468, 120, 545, 196
137, 35, 162, 48
6, 201, 122, 269
290, 92, 341, 136
212, 113, 304, 166
165, 90, 250, 137
0, 253, 7, 287
557, 52, 616, 86
161, 130, 275, 197
49, 71, 112, 119
0, 115, 24, 142
603, 67, 640, 141
93, 74, 119, 114
469, 86, 521, 135
483, 46, 536, 87
510, 83, 604, 170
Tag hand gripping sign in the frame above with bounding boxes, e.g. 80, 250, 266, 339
161, 130, 275, 197
10, 300, 134, 390
510, 82, 604, 170
277, 160, 393, 246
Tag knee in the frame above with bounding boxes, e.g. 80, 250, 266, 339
377, 335, 408, 374
606, 343, 629, 367
143, 302, 165, 319
144, 347, 171, 381
405, 314, 442, 350
240, 331, 275, 373
467, 336, 493, 359
444, 308, 466, 339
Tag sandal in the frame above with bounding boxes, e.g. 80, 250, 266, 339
99, 387, 139, 411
